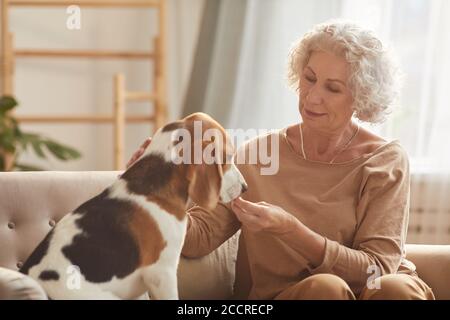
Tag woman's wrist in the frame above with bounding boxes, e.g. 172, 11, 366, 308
278, 218, 326, 267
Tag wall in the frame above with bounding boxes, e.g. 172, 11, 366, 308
2, 0, 204, 171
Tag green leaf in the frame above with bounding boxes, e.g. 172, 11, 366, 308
0, 131, 16, 153
0, 96, 18, 114
42, 140, 81, 161
14, 162, 44, 171
11, 118, 22, 138
17, 134, 27, 150
19, 132, 40, 152
31, 139, 46, 158
60, 146, 82, 159
43, 141, 67, 160
0, 96, 82, 168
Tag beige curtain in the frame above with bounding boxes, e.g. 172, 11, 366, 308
182, 0, 248, 125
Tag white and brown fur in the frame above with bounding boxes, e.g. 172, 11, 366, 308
20, 113, 247, 300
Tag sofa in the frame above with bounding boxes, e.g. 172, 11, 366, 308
0, 171, 449, 300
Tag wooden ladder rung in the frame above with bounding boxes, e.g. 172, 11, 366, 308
125, 92, 156, 102
15, 49, 155, 60
9, 0, 160, 8
16, 115, 156, 123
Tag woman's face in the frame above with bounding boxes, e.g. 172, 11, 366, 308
299, 50, 354, 133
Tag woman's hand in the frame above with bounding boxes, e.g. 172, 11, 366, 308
126, 137, 152, 169
231, 197, 300, 235
232, 197, 326, 266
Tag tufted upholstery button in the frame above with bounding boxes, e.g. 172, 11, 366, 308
16, 261, 23, 269
49, 220, 56, 227
7, 222, 15, 229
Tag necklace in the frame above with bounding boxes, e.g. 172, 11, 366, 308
299, 122, 360, 164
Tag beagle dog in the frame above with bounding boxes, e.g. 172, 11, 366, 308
20, 112, 247, 300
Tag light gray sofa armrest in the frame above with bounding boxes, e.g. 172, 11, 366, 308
0, 267, 47, 300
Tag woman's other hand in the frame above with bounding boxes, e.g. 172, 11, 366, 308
126, 137, 152, 169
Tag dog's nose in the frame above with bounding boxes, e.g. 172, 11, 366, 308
241, 182, 248, 193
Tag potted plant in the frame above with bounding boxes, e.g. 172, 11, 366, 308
0, 95, 81, 171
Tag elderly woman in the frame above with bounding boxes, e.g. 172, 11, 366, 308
127, 21, 434, 300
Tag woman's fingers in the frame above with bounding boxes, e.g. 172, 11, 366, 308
232, 201, 261, 225
126, 137, 152, 169
126, 155, 138, 168
233, 198, 295, 235
233, 197, 264, 214
141, 137, 152, 148
232, 199, 266, 225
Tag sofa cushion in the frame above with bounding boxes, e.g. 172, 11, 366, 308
0, 171, 119, 271
178, 232, 239, 300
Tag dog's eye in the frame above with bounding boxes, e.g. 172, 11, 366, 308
172, 135, 184, 146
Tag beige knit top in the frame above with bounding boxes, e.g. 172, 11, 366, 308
182, 127, 416, 299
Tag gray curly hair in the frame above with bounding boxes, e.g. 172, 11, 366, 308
287, 20, 402, 124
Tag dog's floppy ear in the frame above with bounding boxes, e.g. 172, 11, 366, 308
187, 162, 223, 211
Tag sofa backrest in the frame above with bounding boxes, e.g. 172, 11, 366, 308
0, 171, 238, 300
2, 172, 449, 300
0, 171, 118, 270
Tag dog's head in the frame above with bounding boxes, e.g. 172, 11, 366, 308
147, 112, 248, 211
